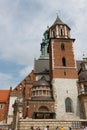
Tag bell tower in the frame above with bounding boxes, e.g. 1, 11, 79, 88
49, 16, 78, 79
49, 16, 80, 120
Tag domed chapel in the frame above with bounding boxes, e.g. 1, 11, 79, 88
0, 16, 87, 129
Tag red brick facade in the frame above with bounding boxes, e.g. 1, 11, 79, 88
0, 90, 10, 122
25, 101, 54, 119
49, 38, 78, 79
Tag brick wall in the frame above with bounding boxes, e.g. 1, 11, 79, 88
49, 39, 78, 79
0, 102, 9, 122
24, 101, 54, 118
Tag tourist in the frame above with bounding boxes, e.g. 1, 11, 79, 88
69, 127, 72, 130
85, 126, 87, 130
31, 126, 35, 130
59, 127, 64, 130
36, 127, 41, 130
44, 126, 49, 130
80, 125, 85, 130
56, 126, 59, 130
83, 126, 87, 130
9, 128, 12, 130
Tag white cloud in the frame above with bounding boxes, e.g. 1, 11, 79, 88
0, 72, 14, 89
0, 0, 87, 88
19, 65, 33, 78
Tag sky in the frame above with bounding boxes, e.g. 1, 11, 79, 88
0, 0, 87, 89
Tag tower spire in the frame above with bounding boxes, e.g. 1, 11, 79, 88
53, 15, 64, 25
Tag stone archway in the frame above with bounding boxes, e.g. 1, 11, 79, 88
34, 106, 55, 119
39, 106, 49, 111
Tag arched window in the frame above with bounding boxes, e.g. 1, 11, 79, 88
61, 29, 63, 35
61, 43, 65, 51
62, 57, 66, 66
53, 31, 56, 38
65, 98, 72, 112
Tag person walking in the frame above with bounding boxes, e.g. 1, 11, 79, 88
60, 127, 64, 130
44, 126, 49, 130
56, 126, 59, 130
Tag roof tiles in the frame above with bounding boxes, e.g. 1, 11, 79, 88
0, 90, 10, 102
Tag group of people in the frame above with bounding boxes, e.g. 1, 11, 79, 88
80, 126, 87, 130
56, 126, 65, 130
31, 126, 41, 130
30, 125, 87, 130
30, 126, 65, 130
31, 126, 50, 130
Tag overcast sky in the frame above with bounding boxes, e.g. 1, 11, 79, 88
0, 0, 87, 89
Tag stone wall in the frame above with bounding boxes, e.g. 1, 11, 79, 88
0, 124, 10, 130
52, 78, 80, 120
18, 119, 82, 130
7, 95, 17, 124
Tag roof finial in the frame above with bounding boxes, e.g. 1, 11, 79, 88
53, 11, 64, 25
83, 51, 85, 57
56, 12, 58, 17
47, 26, 49, 29
82, 51, 86, 61
56, 10, 61, 17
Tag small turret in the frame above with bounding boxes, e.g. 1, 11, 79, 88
81, 58, 87, 71
78, 57, 87, 119
49, 15, 71, 39
79, 58, 87, 82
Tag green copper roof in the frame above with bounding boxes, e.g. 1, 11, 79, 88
40, 29, 49, 59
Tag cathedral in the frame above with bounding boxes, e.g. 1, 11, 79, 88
0, 16, 87, 129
